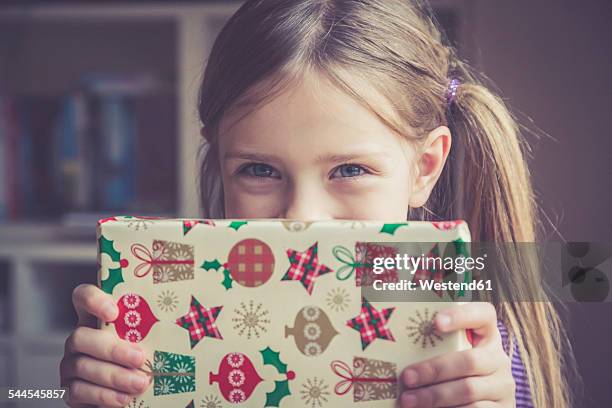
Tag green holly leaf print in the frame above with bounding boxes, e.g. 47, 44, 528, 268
100, 267, 124, 294
201, 259, 223, 271
265, 380, 291, 407
379, 223, 409, 235
222, 269, 233, 290
228, 221, 248, 231
260, 347, 287, 374
99, 234, 121, 262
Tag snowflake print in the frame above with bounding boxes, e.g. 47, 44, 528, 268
226, 352, 245, 368
157, 290, 179, 312
173, 248, 192, 272
124, 310, 142, 328
325, 287, 350, 312
300, 377, 330, 407
229, 389, 246, 403
302, 306, 320, 321
154, 377, 174, 395
152, 240, 168, 259
201, 394, 223, 408
153, 353, 171, 373
304, 342, 322, 356
165, 241, 183, 252
303, 322, 321, 340
406, 308, 443, 348
355, 383, 376, 401
232, 300, 270, 339
228, 369, 246, 387
125, 329, 142, 343
178, 383, 195, 393
154, 268, 176, 283
123, 293, 141, 309
372, 367, 395, 390
125, 397, 149, 408
174, 361, 194, 384
127, 218, 153, 231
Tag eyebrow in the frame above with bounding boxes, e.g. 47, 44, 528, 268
224, 150, 392, 164
224, 151, 279, 162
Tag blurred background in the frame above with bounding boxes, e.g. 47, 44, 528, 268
0, 1, 610, 407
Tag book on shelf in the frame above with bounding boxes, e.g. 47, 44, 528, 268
0, 73, 177, 223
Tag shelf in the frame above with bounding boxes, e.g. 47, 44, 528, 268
0, 243, 96, 262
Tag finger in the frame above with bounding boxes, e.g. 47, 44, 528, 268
400, 375, 501, 408
65, 379, 132, 407
402, 346, 502, 388
62, 354, 149, 395
434, 303, 499, 344
72, 284, 117, 326
64, 326, 145, 369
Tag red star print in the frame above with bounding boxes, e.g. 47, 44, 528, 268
176, 296, 223, 349
281, 242, 333, 294
346, 297, 395, 350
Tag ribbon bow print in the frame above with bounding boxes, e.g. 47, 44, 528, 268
332, 245, 370, 281
330, 359, 396, 396
131, 242, 194, 278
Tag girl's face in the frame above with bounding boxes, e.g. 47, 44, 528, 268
218, 71, 450, 220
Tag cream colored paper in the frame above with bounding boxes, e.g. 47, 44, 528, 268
97, 218, 472, 408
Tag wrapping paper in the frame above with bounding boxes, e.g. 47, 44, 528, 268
97, 217, 473, 407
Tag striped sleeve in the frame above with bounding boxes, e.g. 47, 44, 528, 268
497, 320, 534, 408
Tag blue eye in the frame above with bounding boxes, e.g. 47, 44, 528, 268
239, 163, 280, 178
332, 164, 367, 178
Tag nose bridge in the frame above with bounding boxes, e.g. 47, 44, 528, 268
283, 177, 330, 221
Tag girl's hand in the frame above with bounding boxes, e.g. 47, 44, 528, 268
60, 284, 150, 407
400, 303, 515, 407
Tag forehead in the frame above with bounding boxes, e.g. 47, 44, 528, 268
218, 70, 404, 151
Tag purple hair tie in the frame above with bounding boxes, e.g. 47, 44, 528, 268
446, 78, 460, 106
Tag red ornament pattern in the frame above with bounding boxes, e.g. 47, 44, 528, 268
210, 352, 263, 403
226, 239, 275, 287
113, 293, 159, 343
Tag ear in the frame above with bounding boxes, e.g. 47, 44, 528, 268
409, 125, 452, 208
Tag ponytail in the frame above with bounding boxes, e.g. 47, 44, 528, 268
437, 74, 575, 408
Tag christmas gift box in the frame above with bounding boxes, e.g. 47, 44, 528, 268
97, 217, 473, 408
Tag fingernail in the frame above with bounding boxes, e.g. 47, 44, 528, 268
115, 392, 130, 405
127, 348, 144, 366
403, 369, 418, 387
131, 374, 148, 391
102, 302, 117, 320
436, 312, 451, 329
402, 392, 418, 408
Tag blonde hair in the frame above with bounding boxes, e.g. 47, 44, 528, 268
197, 1, 574, 406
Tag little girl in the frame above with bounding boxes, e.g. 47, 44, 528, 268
60, 0, 572, 407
